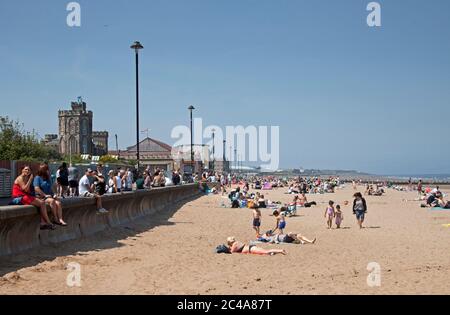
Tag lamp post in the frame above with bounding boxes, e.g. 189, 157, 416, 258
229, 144, 232, 174
234, 147, 238, 173
188, 105, 195, 170
222, 139, 226, 174
131, 41, 144, 170
115, 134, 119, 159
212, 128, 216, 171
237, 154, 240, 174
223, 140, 226, 162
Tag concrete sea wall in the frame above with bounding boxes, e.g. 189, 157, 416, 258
0, 184, 201, 256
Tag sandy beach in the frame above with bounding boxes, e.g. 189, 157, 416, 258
1, 184, 450, 295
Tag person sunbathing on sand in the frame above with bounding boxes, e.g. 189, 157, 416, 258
227, 237, 286, 256
259, 231, 316, 245
436, 193, 450, 209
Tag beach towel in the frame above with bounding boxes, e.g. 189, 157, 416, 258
428, 207, 450, 211
262, 183, 272, 190
250, 240, 300, 246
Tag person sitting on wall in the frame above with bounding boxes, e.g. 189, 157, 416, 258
172, 170, 181, 186
135, 172, 145, 190
92, 170, 106, 196
152, 171, 163, 187
34, 163, 67, 227
143, 171, 152, 189
78, 168, 109, 214
10, 165, 55, 230
159, 171, 166, 187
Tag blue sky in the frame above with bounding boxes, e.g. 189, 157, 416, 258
0, 0, 449, 174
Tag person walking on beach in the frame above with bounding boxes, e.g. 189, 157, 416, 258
324, 200, 335, 230
353, 192, 367, 229
417, 180, 423, 196
335, 205, 343, 229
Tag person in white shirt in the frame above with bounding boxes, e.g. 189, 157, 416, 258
78, 168, 108, 214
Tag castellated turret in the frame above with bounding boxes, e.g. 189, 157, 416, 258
58, 98, 108, 156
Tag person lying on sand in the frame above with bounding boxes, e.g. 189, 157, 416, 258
227, 237, 286, 256
421, 191, 448, 208
436, 193, 450, 209
258, 231, 316, 245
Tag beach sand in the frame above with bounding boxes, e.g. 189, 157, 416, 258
1, 185, 450, 295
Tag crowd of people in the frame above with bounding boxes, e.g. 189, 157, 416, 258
217, 176, 372, 256
420, 187, 450, 209
8, 162, 188, 230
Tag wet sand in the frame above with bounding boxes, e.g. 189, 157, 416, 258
1, 185, 450, 295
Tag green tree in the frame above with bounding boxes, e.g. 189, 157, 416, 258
126, 159, 138, 167
63, 154, 84, 164
99, 155, 119, 164
0, 116, 61, 161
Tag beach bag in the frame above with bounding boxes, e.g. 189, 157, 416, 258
216, 244, 231, 254
9, 197, 24, 206
231, 200, 240, 208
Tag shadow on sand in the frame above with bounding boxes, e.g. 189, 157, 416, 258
0, 196, 198, 277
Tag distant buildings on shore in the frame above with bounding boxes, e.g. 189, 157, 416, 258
41, 98, 231, 173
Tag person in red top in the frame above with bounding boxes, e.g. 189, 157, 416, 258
12, 166, 54, 230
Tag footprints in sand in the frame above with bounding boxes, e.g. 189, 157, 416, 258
0, 272, 26, 285
118, 257, 141, 263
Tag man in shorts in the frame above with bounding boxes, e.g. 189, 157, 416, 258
78, 168, 108, 214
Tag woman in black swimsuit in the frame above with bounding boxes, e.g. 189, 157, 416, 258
227, 237, 286, 256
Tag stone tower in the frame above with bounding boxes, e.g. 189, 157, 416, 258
92, 131, 109, 156
58, 98, 93, 155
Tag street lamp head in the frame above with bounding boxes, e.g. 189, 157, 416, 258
188, 105, 195, 111
131, 41, 144, 52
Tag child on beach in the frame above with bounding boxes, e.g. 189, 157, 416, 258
335, 205, 343, 229
252, 208, 262, 238
273, 209, 286, 234
324, 201, 335, 230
